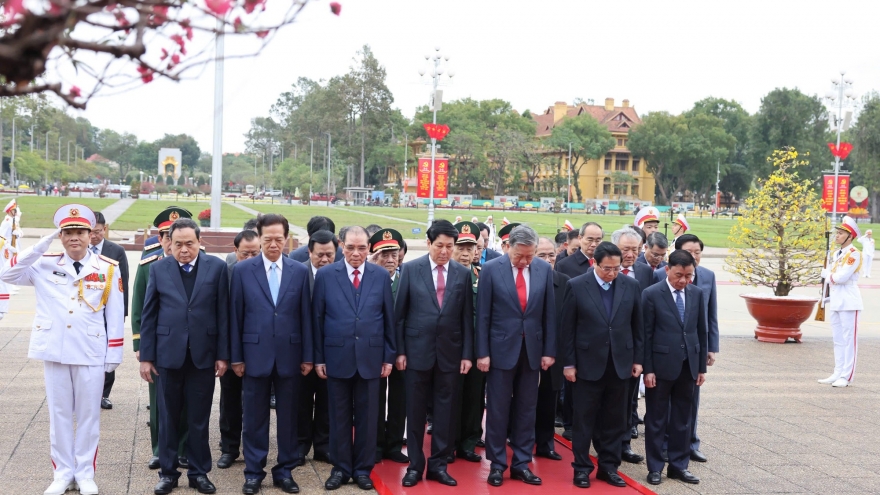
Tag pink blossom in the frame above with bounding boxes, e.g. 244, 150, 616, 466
233, 16, 244, 32
243, 0, 265, 14
170, 34, 186, 50
160, 48, 169, 60
184, 25, 193, 40
153, 5, 168, 18
3, 0, 25, 19
205, 0, 232, 15
69, 86, 81, 98
171, 54, 180, 64
330, 2, 341, 15
137, 65, 154, 84
255, 30, 269, 38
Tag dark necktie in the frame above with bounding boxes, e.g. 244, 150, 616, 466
674, 290, 685, 323
516, 267, 527, 312
73, 261, 82, 275
352, 269, 360, 289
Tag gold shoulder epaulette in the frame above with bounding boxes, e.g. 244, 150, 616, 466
42, 252, 63, 257
98, 254, 119, 266
139, 254, 160, 265
144, 242, 160, 251
200, 246, 206, 251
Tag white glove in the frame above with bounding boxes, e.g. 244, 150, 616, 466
12, 229, 22, 238
820, 268, 830, 280
104, 363, 119, 373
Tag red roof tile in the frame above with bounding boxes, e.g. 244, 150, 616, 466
533, 102, 642, 137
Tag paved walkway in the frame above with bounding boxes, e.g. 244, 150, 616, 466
229, 202, 308, 239
99, 198, 136, 224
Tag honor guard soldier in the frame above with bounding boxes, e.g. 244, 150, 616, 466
0, 199, 24, 319
0, 204, 123, 495
819, 216, 864, 388
451, 221, 486, 463
633, 207, 660, 237
496, 222, 521, 255
670, 214, 690, 251
368, 228, 409, 464
131, 207, 193, 469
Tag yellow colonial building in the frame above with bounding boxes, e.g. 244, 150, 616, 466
532, 98, 656, 205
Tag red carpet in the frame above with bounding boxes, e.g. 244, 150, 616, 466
371, 433, 655, 495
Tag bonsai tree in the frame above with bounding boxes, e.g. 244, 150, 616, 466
725, 147, 826, 296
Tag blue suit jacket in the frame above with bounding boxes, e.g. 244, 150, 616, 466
229, 255, 313, 378
475, 254, 556, 371
641, 281, 707, 381
140, 252, 230, 369
653, 265, 719, 353
312, 261, 396, 379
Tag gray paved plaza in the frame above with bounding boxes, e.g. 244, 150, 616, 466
0, 239, 877, 494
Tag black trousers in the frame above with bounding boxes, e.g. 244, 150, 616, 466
327, 372, 379, 478
534, 368, 558, 454
157, 352, 216, 479
242, 368, 299, 481
218, 371, 242, 456
297, 369, 329, 460
377, 366, 406, 456
102, 371, 114, 399
562, 380, 574, 430
405, 366, 460, 474
454, 364, 485, 452
485, 344, 539, 472
572, 358, 628, 474
645, 359, 695, 473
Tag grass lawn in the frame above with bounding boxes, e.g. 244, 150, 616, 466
0, 195, 117, 228
111, 198, 257, 231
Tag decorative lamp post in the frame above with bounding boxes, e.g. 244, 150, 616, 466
307, 137, 314, 201
824, 71, 857, 223
418, 46, 455, 226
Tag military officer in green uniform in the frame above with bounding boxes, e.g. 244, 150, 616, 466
368, 228, 409, 464
450, 221, 485, 462
132, 207, 192, 469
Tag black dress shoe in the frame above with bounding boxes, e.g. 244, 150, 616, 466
597, 470, 627, 487
573, 471, 590, 488
630, 426, 639, 439
427, 470, 457, 486
269, 395, 276, 409
241, 479, 260, 494
487, 468, 503, 486
667, 468, 700, 484
426, 422, 433, 434
475, 438, 485, 448
313, 452, 330, 463
273, 477, 300, 493
402, 469, 421, 487
661, 450, 668, 462
511, 468, 542, 485
101, 397, 112, 410
384, 451, 409, 463
690, 449, 707, 462
178, 456, 189, 469
535, 449, 563, 461
621, 449, 644, 463
636, 415, 644, 425
562, 429, 573, 441
324, 472, 349, 490
188, 476, 216, 494
291, 457, 305, 468
154, 476, 178, 495
148, 456, 160, 469
554, 417, 564, 428
217, 453, 238, 469
456, 450, 482, 462
446, 454, 455, 464
647, 471, 662, 485
355, 475, 373, 490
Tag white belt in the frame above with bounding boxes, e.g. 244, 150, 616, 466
833, 281, 858, 287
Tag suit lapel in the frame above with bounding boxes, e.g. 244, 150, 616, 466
333, 263, 357, 313
526, 262, 543, 313
252, 258, 274, 305
584, 273, 610, 325
188, 252, 209, 303
684, 284, 699, 329
357, 263, 376, 313
609, 277, 625, 322
660, 282, 684, 328
167, 258, 188, 301
421, 258, 440, 311
278, 258, 295, 296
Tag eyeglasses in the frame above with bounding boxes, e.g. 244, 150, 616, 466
597, 264, 621, 273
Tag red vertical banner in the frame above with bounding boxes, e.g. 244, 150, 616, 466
822, 174, 849, 213
416, 158, 432, 198
836, 175, 849, 213
416, 157, 450, 199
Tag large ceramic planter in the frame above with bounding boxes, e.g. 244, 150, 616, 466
740, 294, 818, 343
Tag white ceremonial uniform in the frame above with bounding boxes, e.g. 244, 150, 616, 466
857, 234, 874, 277
0, 213, 22, 318
827, 245, 863, 383
0, 232, 124, 484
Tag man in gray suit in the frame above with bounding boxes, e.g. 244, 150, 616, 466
395, 220, 474, 487
90, 211, 130, 410
225, 218, 259, 267
476, 225, 556, 487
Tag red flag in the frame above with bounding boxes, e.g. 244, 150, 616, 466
423, 123, 450, 141
828, 142, 853, 160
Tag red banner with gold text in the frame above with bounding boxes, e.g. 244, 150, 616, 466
416, 157, 449, 199
822, 174, 849, 213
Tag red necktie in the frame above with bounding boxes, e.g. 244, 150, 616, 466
588, 258, 594, 267
352, 269, 360, 289
436, 265, 445, 308
516, 267, 527, 312
622, 268, 630, 276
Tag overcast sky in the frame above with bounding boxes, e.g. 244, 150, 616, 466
71, 0, 880, 154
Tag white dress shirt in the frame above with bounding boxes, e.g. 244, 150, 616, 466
667, 278, 685, 309
428, 257, 448, 290
310, 263, 319, 278
262, 254, 283, 280
178, 255, 197, 269
593, 269, 610, 289
511, 263, 530, 300
621, 264, 636, 279
345, 260, 363, 284
89, 239, 104, 255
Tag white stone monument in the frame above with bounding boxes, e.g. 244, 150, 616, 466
158, 148, 182, 185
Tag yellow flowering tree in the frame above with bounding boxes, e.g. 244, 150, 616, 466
726, 147, 826, 296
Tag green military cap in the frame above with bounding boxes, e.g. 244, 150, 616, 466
369, 228, 403, 253
153, 206, 193, 232
454, 221, 479, 244
497, 223, 521, 244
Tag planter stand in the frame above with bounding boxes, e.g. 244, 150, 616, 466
740, 294, 818, 343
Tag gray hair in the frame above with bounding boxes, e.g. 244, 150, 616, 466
538, 236, 556, 248
169, 218, 200, 240
579, 221, 603, 237
611, 227, 642, 246
509, 225, 538, 247
645, 232, 669, 249
340, 225, 367, 243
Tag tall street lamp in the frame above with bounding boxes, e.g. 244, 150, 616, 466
10, 116, 18, 188
67, 140, 74, 168
307, 137, 314, 200
325, 132, 332, 201
824, 71, 857, 224
418, 46, 455, 226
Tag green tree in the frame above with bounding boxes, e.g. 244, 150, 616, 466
545, 113, 615, 201
851, 92, 880, 219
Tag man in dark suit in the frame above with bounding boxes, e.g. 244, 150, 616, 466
642, 250, 707, 486
654, 234, 718, 464
561, 241, 643, 488
637, 232, 668, 270
477, 222, 501, 264
612, 227, 654, 464
367, 228, 408, 465
229, 214, 313, 494
556, 222, 603, 279
476, 225, 556, 487
89, 211, 130, 410
312, 226, 396, 491
288, 215, 343, 263
217, 230, 261, 470
296, 229, 337, 465
140, 218, 230, 495
224, 218, 259, 267
533, 237, 569, 461
395, 220, 474, 487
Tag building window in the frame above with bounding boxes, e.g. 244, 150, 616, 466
603, 178, 611, 196
632, 158, 640, 172
615, 154, 629, 171
617, 138, 624, 146
604, 156, 612, 171
631, 179, 639, 198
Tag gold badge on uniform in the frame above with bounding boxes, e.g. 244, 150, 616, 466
170, 211, 180, 221
847, 257, 856, 265
70, 208, 79, 217
118, 277, 124, 292
462, 224, 471, 234
383, 231, 392, 241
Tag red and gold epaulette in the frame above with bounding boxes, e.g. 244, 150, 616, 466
850, 246, 857, 252
42, 252, 63, 257
98, 254, 119, 266
139, 254, 160, 266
